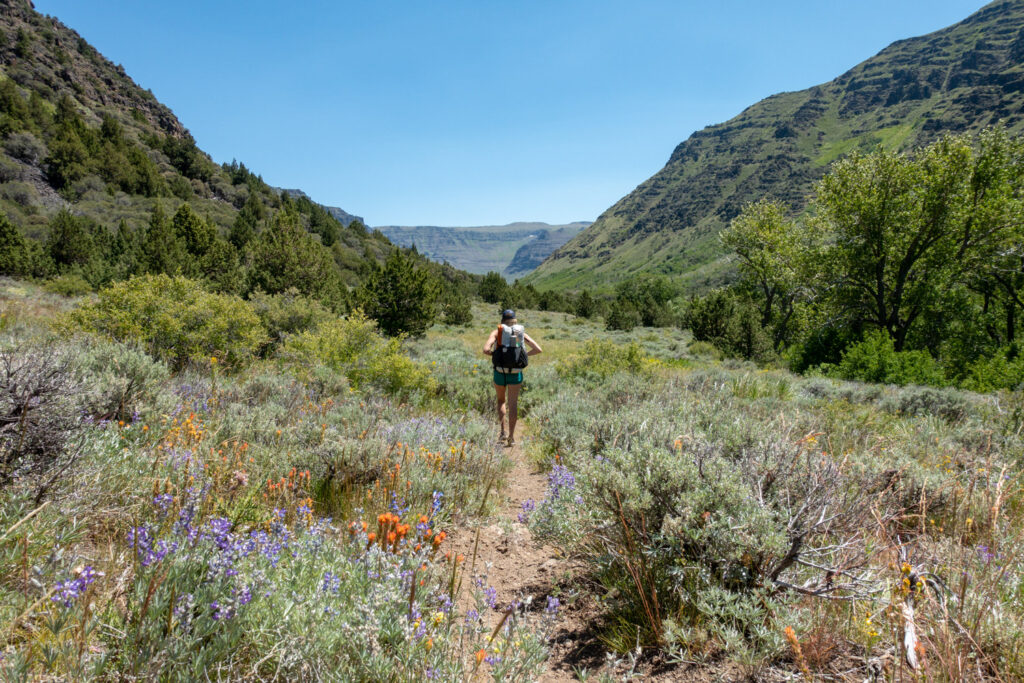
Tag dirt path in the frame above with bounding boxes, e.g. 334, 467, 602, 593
449, 427, 602, 682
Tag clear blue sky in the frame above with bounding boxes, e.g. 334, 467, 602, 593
34, 0, 987, 226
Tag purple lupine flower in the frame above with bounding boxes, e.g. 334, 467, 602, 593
518, 499, 535, 524
153, 493, 174, 514
483, 586, 498, 609
545, 595, 560, 614
235, 585, 253, 606
129, 526, 177, 566
547, 465, 576, 500
210, 600, 234, 621
174, 593, 195, 620
52, 566, 98, 608
431, 491, 444, 515
321, 571, 341, 594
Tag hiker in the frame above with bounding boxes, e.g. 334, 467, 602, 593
482, 309, 542, 447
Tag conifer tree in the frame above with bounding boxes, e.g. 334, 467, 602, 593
248, 211, 344, 310
172, 203, 214, 257
575, 289, 596, 318
356, 248, 439, 337
46, 209, 97, 271
199, 237, 244, 294
479, 271, 508, 304
141, 203, 185, 275
111, 219, 141, 278
0, 214, 32, 277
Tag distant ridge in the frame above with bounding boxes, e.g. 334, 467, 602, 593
526, 0, 1024, 293
378, 222, 590, 277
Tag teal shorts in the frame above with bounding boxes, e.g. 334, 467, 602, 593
493, 370, 523, 386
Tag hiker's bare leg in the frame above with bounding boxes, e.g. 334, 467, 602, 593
507, 384, 520, 443
494, 384, 507, 436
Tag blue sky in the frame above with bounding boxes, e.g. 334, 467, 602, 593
34, 1, 987, 226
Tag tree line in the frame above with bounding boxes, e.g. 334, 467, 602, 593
696, 126, 1024, 391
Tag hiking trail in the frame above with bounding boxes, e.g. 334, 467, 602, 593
449, 423, 603, 682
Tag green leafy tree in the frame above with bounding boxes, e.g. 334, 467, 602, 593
963, 128, 1024, 346
722, 199, 815, 348
812, 133, 1016, 350
356, 249, 440, 337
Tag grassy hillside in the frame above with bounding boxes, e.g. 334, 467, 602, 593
378, 221, 588, 277
0, 0, 392, 286
526, 0, 1024, 293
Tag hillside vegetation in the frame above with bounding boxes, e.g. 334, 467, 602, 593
527, 0, 1024, 293
0, 0, 439, 293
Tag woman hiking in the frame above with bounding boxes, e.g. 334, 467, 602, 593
482, 309, 542, 447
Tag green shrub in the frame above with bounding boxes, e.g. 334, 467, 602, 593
687, 340, 723, 360
66, 274, 266, 369
247, 287, 333, 353
43, 272, 93, 297
557, 340, 657, 381
683, 290, 772, 361
962, 346, 1024, 392
822, 329, 946, 387
877, 385, 970, 422
284, 310, 435, 399
72, 337, 170, 421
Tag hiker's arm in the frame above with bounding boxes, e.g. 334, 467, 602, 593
482, 330, 497, 355
523, 333, 542, 356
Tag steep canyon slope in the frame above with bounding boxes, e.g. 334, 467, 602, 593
526, 0, 1024, 293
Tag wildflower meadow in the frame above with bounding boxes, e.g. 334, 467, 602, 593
2, 278, 1023, 681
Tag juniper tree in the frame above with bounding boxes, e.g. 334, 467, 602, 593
248, 211, 345, 311
356, 249, 439, 337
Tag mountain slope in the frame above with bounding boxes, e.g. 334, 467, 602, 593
0, 0, 385, 286
378, 222, 588, 277
526, 0, 1024, 293
280, 189, 364, 227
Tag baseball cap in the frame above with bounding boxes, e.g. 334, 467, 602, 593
501, 309, 515, 321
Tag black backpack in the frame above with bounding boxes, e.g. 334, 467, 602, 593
492, 324, 528, 371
